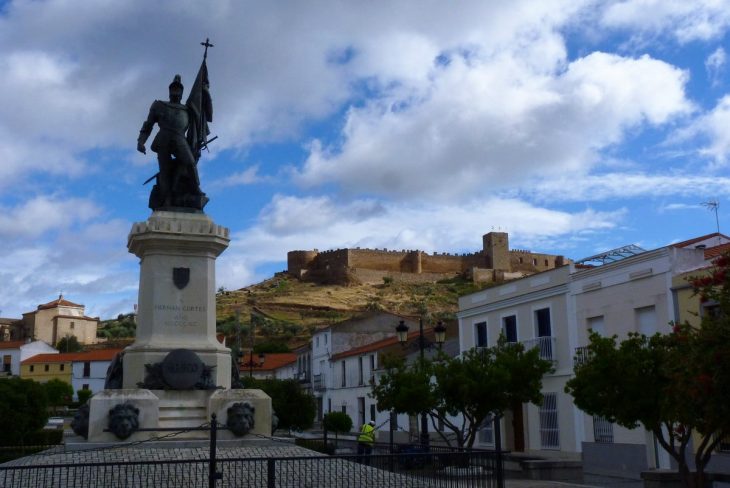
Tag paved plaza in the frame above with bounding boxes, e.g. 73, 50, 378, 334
0, 441, 496, 488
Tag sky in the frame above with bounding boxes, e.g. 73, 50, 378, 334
1, 0, 730, 319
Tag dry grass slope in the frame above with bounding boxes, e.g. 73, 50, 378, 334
215, 273, 488, 347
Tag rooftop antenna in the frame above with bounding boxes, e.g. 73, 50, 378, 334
701, 199, 721, 245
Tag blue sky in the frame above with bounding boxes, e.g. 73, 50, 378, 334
1, 0, 729, 319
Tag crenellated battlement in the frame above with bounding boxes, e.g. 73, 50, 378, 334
287, 232, 569, 285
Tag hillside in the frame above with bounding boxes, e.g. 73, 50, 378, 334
215, 273, 487, 348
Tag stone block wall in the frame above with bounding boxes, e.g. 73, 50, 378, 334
286, 232, 568, 285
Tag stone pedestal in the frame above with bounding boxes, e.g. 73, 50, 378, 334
88, 389, 159, 442
83, 210, 273, 444
209, 389, 272, 440
123, 211, 231, 389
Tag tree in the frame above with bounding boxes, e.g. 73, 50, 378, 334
77, 389, 93, 405
243, 378, 316, 431
44, 379, 74, 409
55, 335, 82, 353
323, 411, 353, 445
565, 252, 730, 488
0, 378, 49, 445
372, 338, 553, 449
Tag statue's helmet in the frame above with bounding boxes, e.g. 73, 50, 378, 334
169, 74, 184, 92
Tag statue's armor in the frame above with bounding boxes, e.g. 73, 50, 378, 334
138, 99, 205, 210
139, 100, 190, 153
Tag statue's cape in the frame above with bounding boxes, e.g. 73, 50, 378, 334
186, 59, 212, 161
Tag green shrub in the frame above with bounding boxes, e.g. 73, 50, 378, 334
0, 377, 49, 445
77, 389, 93, 405
322, 411, 352, 435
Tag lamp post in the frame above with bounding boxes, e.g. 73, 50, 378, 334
241, 312, 265, 378
395, 318, 446, 449
243, 351, 265, 378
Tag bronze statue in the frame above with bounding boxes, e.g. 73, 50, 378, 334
138, 39, 215, 211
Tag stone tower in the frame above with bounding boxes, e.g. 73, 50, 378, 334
483, 232, 510, 271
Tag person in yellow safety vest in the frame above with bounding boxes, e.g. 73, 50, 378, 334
357, 420, 376, 463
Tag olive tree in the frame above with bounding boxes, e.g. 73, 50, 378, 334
372, 338, 553, 449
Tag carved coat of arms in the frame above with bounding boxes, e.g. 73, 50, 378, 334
173, 267, 190, 290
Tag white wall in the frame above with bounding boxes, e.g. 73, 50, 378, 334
71, 359, 110, 399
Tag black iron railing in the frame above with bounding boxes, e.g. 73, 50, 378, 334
0, 450, 500, 487
0, 415, 503, 488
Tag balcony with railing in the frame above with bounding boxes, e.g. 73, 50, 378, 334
297, 371, 311, 384
312, 374, 325, 391
521, 336, 557, 361
573, 346, 591, 367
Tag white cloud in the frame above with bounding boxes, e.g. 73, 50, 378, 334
209, 165, 265, 189
215, 193, 624, 290
0, 196, 101, 239
676, 95, 730, 167
600, 0, 730, 43
0, 0, 591, 189
296, 51, 691, 201
525, 173, 730, 202
660, 203, 702, 212
706, 47, 727, 85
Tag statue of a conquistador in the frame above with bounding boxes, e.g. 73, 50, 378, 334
138, 40, 215, 211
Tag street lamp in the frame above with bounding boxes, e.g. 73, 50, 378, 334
243, 351, 265, 378
395, 318, 447, 449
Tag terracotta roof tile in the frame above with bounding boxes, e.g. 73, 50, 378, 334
0, 340, 28, 350
22, 348, 123, 365
330, 328, 443, 361
705, 243, 730, 259
37, 295, 83, 311
238, 353, 296, 372
672, 233, 730, 249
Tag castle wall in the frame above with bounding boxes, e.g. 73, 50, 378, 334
287, 232, 568, 285
287, 250, 319, 278
509, 251, 567, 274
351, 268, 460, 285
421, 253, 484, 273
347, 249, 415, 273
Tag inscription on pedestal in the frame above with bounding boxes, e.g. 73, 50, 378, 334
162, 349, 204, 389
154, 304, 207, 327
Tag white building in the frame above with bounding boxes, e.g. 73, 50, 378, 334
310, 312, 418, 422
458, 235, 724, 479
239, 353, 297, 380
0, 340, 58, 377
70, 348, 123, 397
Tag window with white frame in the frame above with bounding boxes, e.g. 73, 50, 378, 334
635, 306, 657, 336
341, 361, 346, 387
358, 356, 364, 386
586, 315, 605, 337
534, 308, 553, 360
475, 321, 488, 348
592, 415, 614, 443
502, 315, 517, 343
478, 414, 494, 445
534, 308, 552, 337
539, 392, 560, 449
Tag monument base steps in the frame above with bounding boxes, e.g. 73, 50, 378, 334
155, 390, 212, 440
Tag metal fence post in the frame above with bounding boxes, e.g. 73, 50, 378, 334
209, 413, 219, 488
267, 458, 276, 488
494, 414, 504, 488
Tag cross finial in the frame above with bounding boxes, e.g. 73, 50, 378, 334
201, 37, 214, 60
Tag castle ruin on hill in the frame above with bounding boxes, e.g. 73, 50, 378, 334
287, 232, 570, 285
